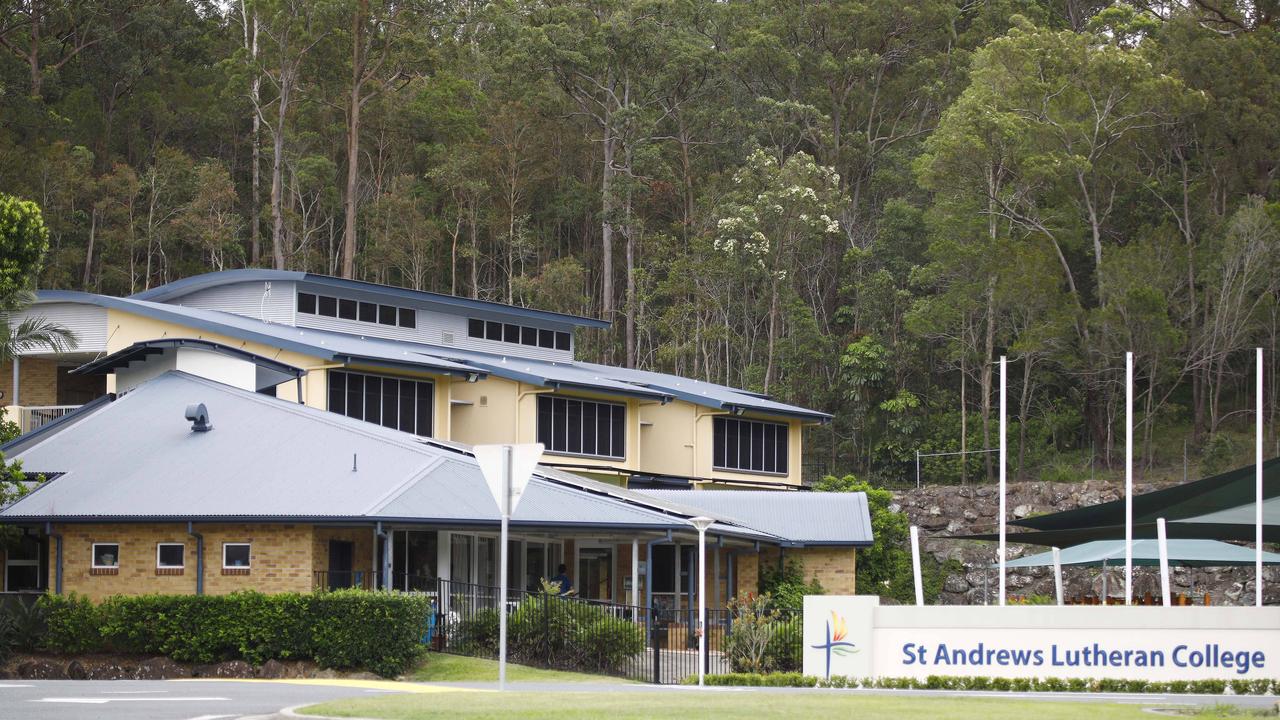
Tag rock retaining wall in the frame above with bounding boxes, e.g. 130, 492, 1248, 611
892, 481, 1280, 606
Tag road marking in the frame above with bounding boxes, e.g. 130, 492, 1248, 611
104, 690, 169, 694
0, 684, 33, 688
185, 715, 234, 720
175, 678, 472, 693
32, 696, 230, 704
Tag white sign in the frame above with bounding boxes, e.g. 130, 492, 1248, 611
473, 443, 543, 515
803, 597, 1280, 682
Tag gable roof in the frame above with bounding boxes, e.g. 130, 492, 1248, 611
636, 489, 873, 547
0, 372, 780, 539
129, 269, 611, 329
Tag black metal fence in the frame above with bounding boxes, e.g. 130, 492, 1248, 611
312, 570, 373, 591
420, 578, 802, 684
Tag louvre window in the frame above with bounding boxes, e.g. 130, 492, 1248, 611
713, 417, 788, 474
466, 318, 572, 352
297, 292, 416, 329
327, 369, 433, 436
537, 395, 625, 459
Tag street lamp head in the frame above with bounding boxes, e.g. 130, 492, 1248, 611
689, 516, 715, 532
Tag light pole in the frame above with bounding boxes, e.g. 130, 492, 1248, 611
690, 516, 715, 687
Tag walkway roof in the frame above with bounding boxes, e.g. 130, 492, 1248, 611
637, 489, 873, 547
999, 539, 1280, 569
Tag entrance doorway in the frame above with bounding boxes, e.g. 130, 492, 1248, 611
328, 540, 354, 590
577, 546, 613, 600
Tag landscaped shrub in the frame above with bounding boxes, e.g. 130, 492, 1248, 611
723, 593, 802, 674
698, 673, 1275, 695
452, 608, 501, 657
506, 589, 644, 674
37, 590, 431, 677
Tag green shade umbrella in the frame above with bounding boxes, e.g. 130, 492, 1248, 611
995, 539, 1280, 569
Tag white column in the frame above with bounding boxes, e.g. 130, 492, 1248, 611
1052, 547, 1063, 606
631, 538, 640, 607
910, 526, 924, 607
1125, 351, 1133, 606
1257, 347, 1264, 608
691, 517, 714, 687
1157, 518, 1171, 607
999, 355, 1007, 606
498, 446, 511, 691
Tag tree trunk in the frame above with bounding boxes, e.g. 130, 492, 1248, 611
960, 363, 967, 485
980, 276, 996, 481
270, 68, 290, 271
624, 146, 635, 369
340, 0, 367, 280
1018, 356, 1033, 480
600, 103, 616, 328
82, 206, 97, 289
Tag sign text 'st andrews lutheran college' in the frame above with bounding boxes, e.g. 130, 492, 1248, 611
803, 596, 1280, 682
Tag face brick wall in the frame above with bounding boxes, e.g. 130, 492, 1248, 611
735, 546, 858, 598
0, 358, 59, 407
52, 523, 319, 601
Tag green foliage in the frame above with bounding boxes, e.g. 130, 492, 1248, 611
0, 195, 49, 308
502, 588, 644, 675
701, 673, 1271, 694
1199, 433, 1237, 476
38, 591, 430, 677
757, 560, 823, 611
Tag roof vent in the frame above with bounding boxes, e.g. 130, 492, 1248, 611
184, 403, 213, 432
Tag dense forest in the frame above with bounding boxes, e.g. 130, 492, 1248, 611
1, 0, 1278, 485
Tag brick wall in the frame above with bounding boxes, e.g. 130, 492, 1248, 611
733, 546, 858, 598
0, 357, 59, 407
52, 523, 318, 601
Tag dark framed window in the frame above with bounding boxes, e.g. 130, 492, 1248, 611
537, 395, 625, 459
538, 329, 554, 348
554, 331, 571, 351
327, 369, 433, 436
504, 323, 520, 343
713, 417, 788, 474
223, 543, 251, 569
398, 307, 416, 328
521, 326, 538, 345
465, 317, 572, 352
156, 543, 184, 569
486, 321, 502, 341
468, 319, 485, 338
297, 292, 416, 328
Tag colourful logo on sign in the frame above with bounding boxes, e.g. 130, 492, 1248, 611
811, 611, 859, 678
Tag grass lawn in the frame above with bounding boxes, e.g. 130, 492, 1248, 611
299, 690, 1218, 720
405, 653, 623, 683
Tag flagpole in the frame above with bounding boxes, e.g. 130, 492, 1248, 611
999, 355, 1007, 607
1257, 347, 1264, 608
1125, 351, 1133, 607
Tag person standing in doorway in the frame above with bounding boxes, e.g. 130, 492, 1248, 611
549, 564, 574, 595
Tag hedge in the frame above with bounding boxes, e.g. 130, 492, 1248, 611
695, 673, 1277, 695
36, 590, 431, 677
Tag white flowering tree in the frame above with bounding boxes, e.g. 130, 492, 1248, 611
714, 150, 845, 393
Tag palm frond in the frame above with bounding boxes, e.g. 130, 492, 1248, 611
0, 317, 79, 364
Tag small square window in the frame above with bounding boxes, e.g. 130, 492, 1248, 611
359, 302, 378, 323
92, 543, 119, 568
338, 298, 357, 320
297, 293, 317, 314
538, 329, 554, 348
157, 543, 184, 568
378, 305, 397, 325
223, 543, 251, 569
398, 307, 416, 328
486, 321, 503, 341
504, 323, 520, 343
318, 295, 338, 317
521, 326, 537, 345
468, 319, 484, 338
555, 331, 571, 351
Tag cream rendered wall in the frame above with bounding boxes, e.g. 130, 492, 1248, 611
175, 348, 257, 391
637, 400, 697, 477
449, 376, 642, 472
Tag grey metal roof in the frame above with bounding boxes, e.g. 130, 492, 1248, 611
71, 338, 304, 379
636, 489, 873, 547
35, 290, 827, 421
0, 372, 768, 538
128, 270, 611, 329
